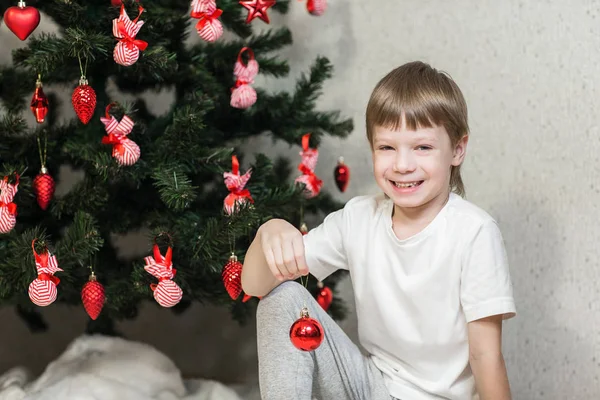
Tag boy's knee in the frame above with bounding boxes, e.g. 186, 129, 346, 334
256, 280, 305, 317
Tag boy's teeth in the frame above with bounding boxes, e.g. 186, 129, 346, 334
394, 181, 420, 188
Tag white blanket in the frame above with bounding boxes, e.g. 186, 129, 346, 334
0, 335, 242, 400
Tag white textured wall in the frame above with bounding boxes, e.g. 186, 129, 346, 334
2, 1, 600, 398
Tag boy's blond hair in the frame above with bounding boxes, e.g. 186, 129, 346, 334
366, 61, 469, 196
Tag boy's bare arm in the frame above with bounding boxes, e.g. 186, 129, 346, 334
241, 219, 309, 297
468, 315, 512, 400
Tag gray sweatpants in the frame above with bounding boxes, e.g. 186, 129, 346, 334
256, 281, 395, 400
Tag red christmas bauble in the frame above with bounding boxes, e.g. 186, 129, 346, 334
316, 283, 333, 311
72, 78, 97, 124
33, 168, 55, 210
3, 2, 40, 41
290, 307, 324, 351
306, 0, 326, 16
222, 254, 243, 300
110, 0, 122, 6
81, 272, 105, 320
30, 79, 49, 124
334, 157, 350, 192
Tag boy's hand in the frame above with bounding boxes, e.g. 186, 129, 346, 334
258, 219, 309, 281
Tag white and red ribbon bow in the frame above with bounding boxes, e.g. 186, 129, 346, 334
0, 174, 19, 234
28, 240, 63, 307
144, 244, 183, 308
230, 47, 259, 109
112, 4, 148, 66
223, 155, 253, 215
295, 133, 323, 198
190, 0, 223, 42
100, 104, 141, 166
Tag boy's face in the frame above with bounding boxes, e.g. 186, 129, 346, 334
371, 121, 467, 211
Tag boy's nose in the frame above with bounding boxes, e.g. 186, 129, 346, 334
393, 151, 416, 173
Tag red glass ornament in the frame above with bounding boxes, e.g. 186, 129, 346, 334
290, 307, 324, 351
72, 77, 97, 124
3, 1, 40, 41
81, 271, 105, 320
30, 77, 49, 124
334, 157, 350, 192
316, 281, 332, 311
33, 167, 55, 210
239, 0, 276, 24
306, 0, 326, 16
222, 253, 243, 300
110, 0, 122, 6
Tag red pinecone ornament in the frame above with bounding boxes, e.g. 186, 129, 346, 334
72, 77, 97, 124
222, 253, 243, 300
290, 307, 324, 351
334, 157, 350, 192
81, 272, 105, 320
33, 167, 55, 210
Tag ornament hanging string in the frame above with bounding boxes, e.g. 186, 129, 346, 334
299, 273, 309, 309
77, 54, 89, 79
227, 221, 235, 256
36, 131, 47, 169
154, 231, 174, 249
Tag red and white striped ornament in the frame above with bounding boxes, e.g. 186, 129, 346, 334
295, 133, 323, 198
0, 174, 19, 234
144, 244, 183, 308
100, 104, 141, 166
223, 155, 253, 215
230, 47, 259, 109
112, 4, 148, 66
190, 0, 223, 42
28, 240, 63, 307
306, 0, 326, 16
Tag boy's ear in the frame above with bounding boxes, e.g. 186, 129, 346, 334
451, 135, 469, 166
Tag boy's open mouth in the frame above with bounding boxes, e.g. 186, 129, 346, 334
390, 180, 424, 189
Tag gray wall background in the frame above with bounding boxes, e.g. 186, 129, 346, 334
2, 1, 600, 399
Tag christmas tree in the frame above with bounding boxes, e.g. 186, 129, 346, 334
0, 0, 352, 334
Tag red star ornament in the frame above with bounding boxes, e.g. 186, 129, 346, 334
240, 0, 276, 24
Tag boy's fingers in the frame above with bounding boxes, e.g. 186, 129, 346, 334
271, 238, 291, 279
263, 247, 283, 281
292, 235, 309, 275
282, 240, 299, 278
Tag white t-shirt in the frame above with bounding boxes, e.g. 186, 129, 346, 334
303, 193, 516, 400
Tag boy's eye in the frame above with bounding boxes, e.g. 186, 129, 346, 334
379, 145, 394, 151
416, 145, 432, 151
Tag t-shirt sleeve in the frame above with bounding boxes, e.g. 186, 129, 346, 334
460, 220, 516, 323
302, 208, 348, 282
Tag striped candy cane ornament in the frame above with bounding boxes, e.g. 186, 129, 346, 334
28, 240, 63, 307
100, 104, 141, 166
144, 243, 183, 308
230, 47, 259, 109
190, 0, 223, 42
112, 4, 148, 66
0, 174, 19, 234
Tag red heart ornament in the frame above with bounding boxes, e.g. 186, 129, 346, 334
3, 3, 41, 41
